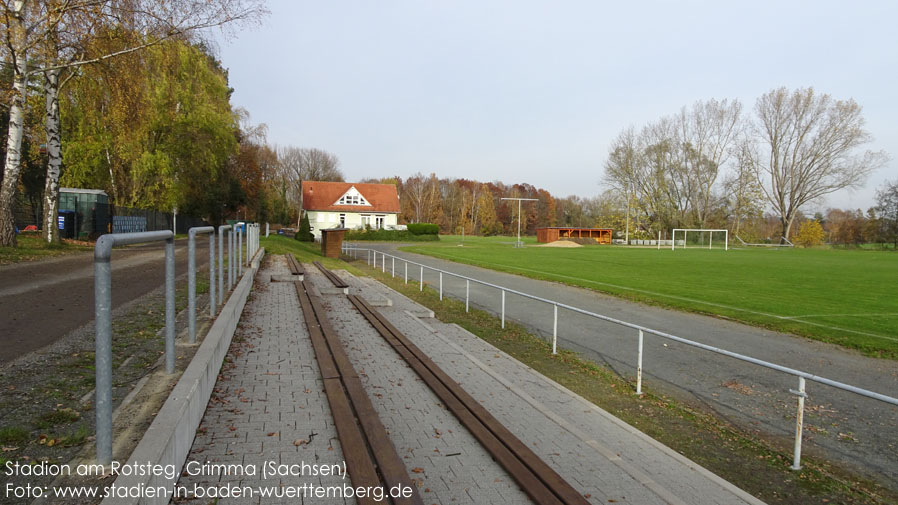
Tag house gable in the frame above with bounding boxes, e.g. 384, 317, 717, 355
333, 186, 372, 207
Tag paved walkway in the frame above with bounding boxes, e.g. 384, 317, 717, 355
357, 243, 898, 490
174, 256, 764, 504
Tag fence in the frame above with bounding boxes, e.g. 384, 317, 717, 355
92, 224, 261, 465
343, 244, 898, 471
13, 197, 208, 237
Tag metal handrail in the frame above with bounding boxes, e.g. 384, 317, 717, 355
94, 231, 175, 466
343, 244, 898, 470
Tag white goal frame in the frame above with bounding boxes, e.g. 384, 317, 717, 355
671, 229, 728, 251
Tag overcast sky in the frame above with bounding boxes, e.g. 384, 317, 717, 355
216, 0, 896, 211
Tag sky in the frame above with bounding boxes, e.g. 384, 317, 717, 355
215, 0, 897, 211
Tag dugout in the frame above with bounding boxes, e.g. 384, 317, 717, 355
537, 227, 613, 244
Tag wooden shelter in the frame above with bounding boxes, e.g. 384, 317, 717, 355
537, 227, 613, 244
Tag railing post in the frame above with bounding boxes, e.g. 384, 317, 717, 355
228, 227, 234, 290
392, 257, 395, 278
382, 252, 386, 273
188, 231, 196, 342
165, 236, 175, 374
189, 226, 215, 343
552, 304, 558, 354
790, 377, 807, 470
466, 279, 470, 312
209, 232, 215, 316
238, 225, 243, 275
94, 231, 174, 465
439, 272, 443, 300
420, 266, 424, 291
501, 289, 506, 328
218, 225, 230, 307
405, 261, 408, 284
94, 240, 113, 466
636, 330, 644, 395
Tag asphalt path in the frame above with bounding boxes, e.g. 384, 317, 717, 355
358, 242, 898, 491
0, 239, 212, 363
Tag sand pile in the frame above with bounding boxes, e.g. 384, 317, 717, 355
538, 240, 583, 248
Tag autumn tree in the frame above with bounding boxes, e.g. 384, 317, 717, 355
0, 0, 265, 246
746, 87, 888, 242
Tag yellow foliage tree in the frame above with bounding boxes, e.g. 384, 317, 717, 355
793, 220, 825, 248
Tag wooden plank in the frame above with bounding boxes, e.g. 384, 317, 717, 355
322, 378, 381, 505
348, 296, 564, 505
350, 295, 590, 505
342, 378, 424, 505
294, 282, 339, 379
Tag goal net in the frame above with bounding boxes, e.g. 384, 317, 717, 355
671, 229, 728, 250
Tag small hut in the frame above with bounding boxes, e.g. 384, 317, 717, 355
536, 227, 613, 244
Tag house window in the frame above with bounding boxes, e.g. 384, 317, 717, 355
375, 215, 385, 229
339, 214, 346, 227
361, 214, 372, 227
335, 187, 371, 206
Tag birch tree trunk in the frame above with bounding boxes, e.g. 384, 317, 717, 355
0, 0, 29, 247
43, 68, 63, 243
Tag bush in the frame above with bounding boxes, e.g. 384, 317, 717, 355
407, 223, 439, 235
296, 214, 313, 242
794, 220, 825, 247
344, 229, 439, 241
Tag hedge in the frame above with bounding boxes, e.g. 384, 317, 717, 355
407, 223, 440, 235
344, 229, 440, 241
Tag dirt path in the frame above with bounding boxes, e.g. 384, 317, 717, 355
0, 239, 210, 363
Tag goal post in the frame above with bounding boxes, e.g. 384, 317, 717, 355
671, 229, 728, 251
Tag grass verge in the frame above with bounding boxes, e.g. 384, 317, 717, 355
0, 233, 93, 265
352, 254, 898, 505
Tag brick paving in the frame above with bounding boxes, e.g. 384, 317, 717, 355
175, 256, 764, 505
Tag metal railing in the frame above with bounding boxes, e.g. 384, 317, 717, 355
188, 227, 215, 343
93, 224, 259, 465
94, 231, 176, 465
343, 244, 898, 471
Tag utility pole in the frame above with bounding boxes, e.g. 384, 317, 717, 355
501, 197, 538, 248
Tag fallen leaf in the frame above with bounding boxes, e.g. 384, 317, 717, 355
412, 467, 424, 473
2, 446, 19, 452
293, 439, 309, 446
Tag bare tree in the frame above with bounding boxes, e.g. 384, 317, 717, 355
747, 87, 888, 241
279, 146, 343, 225
677, 98, 742, 226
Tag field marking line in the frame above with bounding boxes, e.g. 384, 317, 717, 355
783, 313, 898, 319
426, 252, 898, 343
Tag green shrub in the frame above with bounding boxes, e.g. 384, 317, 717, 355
407, 223, 440, 235
344, 229, 439, 241
296, 214, 313, 242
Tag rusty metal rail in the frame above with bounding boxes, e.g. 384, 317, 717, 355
293, 278, 422, 505
346, 294, 590, 505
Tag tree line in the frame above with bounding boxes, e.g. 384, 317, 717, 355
602, 88, 890, 243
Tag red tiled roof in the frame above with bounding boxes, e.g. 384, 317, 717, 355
301, 181, 400, 213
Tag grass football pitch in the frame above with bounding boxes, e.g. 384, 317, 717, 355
402, 236, 898, 359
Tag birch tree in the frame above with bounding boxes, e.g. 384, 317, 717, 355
0, 0, 266, 246
747, 87, 888, 241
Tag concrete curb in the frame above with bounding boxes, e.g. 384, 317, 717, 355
100, 248, 265, 505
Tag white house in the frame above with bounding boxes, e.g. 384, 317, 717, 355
301, 181, 401, 240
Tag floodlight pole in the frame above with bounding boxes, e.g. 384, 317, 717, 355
501, 197, 538, 247
625, 180, 630, 245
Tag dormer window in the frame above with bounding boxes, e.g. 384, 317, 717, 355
334, 186, 371, 206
